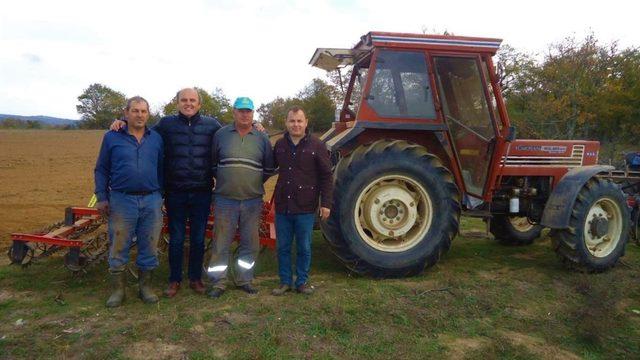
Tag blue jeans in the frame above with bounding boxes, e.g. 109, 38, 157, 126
108, 191, 163, 272
206, 196, 262, 288
165, 190, 212, 282
275, 213, 315, 288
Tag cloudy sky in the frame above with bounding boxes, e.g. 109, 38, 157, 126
1, 0, 638, 120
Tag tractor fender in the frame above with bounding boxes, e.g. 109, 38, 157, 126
325, 121, 448, 152
540, 165, 615, 229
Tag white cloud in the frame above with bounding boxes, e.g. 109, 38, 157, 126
0, 0, 638, 119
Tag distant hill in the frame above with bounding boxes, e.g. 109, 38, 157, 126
0, 114, 78, 126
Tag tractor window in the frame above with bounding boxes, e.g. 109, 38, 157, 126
350, 67, 368, 115
434, 56, 497, 196
367, 50, 436, 118
434, 57, 494, 139
482, 59, 504, 131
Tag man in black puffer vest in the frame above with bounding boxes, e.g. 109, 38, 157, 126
112, 88, 221, 297
156, 88, 221, 297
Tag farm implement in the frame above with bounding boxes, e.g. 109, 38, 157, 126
8, 202, 276, 273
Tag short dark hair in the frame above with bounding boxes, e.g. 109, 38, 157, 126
287, 105, 305, 116
176, 88, 202, 104
125, 96, 149, 111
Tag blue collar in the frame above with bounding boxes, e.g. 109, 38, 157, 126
120, 125, 151, 136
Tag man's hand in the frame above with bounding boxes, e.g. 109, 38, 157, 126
109, 119, 126, 131
319, 207, 330, 221
253, 121, 266, 133
96, 201, 109, 217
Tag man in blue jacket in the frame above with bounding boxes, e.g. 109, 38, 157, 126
111, 88, 221, 297
95, 96, 164, 307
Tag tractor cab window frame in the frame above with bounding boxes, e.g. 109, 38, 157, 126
364, 49, 437, 119
341, 54, 371, 120
432, 53, 500, 197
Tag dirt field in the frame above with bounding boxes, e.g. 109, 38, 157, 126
0, 130, 104, 249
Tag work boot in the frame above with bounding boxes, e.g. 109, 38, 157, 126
207, 287, 225, 299
138, 269, 159, 304
271, 284, 291, 296
237, 283, 259, 294
296, 284, 314, 295
106, 270, 127, 308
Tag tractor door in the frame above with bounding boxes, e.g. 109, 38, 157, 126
433, 56, 500, 197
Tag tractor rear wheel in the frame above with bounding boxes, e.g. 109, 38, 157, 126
321, 140, 460, 277
551, 178, 629, 272
490, 215, 542, 245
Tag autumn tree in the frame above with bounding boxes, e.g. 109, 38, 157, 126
258, 78, 337, 132
76, 83, 126, 129
498, 34, 640, 148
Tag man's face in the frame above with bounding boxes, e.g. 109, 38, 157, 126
177, 89, 201, 118
125, 101, 149, 130
233, 108, 254, 128
285, 110, 307, 138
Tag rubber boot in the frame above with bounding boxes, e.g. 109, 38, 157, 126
138, 269, 159, 304
106, 270, 127, 308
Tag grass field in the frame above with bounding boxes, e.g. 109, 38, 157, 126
1, 130, 639, 359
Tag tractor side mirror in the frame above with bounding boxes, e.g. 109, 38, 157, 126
506, 126, 516, 143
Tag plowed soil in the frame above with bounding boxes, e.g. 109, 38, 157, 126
0, 130, 103, 249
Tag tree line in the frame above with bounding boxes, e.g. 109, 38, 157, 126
68, 33, 638, 149
498, 34, 640, 158
0, 118, 44, 129
74, 78, 338, 132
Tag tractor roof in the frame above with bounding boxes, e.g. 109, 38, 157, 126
310, 31, 503, 71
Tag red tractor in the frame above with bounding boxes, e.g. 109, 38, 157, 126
311, 31, 635, 277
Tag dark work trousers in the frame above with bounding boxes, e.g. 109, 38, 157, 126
165, 190, 212, 283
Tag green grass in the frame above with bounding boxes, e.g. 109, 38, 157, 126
1, 219, 639, 359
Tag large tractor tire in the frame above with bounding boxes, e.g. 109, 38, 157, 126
551, 178, 629, 272
320, 140, 460, 277
490, 215, 542, 246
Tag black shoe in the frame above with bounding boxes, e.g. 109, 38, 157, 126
237, 284, 258, 294
207, 287, 225, 299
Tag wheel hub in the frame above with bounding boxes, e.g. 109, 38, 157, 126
363, 185, 418, 237
589, 215, 609, 238
583, 199, 623, 258
356, 175, 433, 252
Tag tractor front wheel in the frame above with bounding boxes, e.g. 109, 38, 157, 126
490, 215, 542, 245
321, 140, 460, 277
551, 178, 629, 272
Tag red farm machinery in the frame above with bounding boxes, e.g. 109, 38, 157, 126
8, 31, 640, 277
8, 203, 276, 273
311, 31, 640, 276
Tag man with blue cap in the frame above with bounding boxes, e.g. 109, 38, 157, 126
206, 97, 276, 298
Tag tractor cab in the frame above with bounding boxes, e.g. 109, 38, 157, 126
311, 32, 508, 201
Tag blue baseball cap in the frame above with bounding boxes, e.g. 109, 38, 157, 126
233, 97, 254, 110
